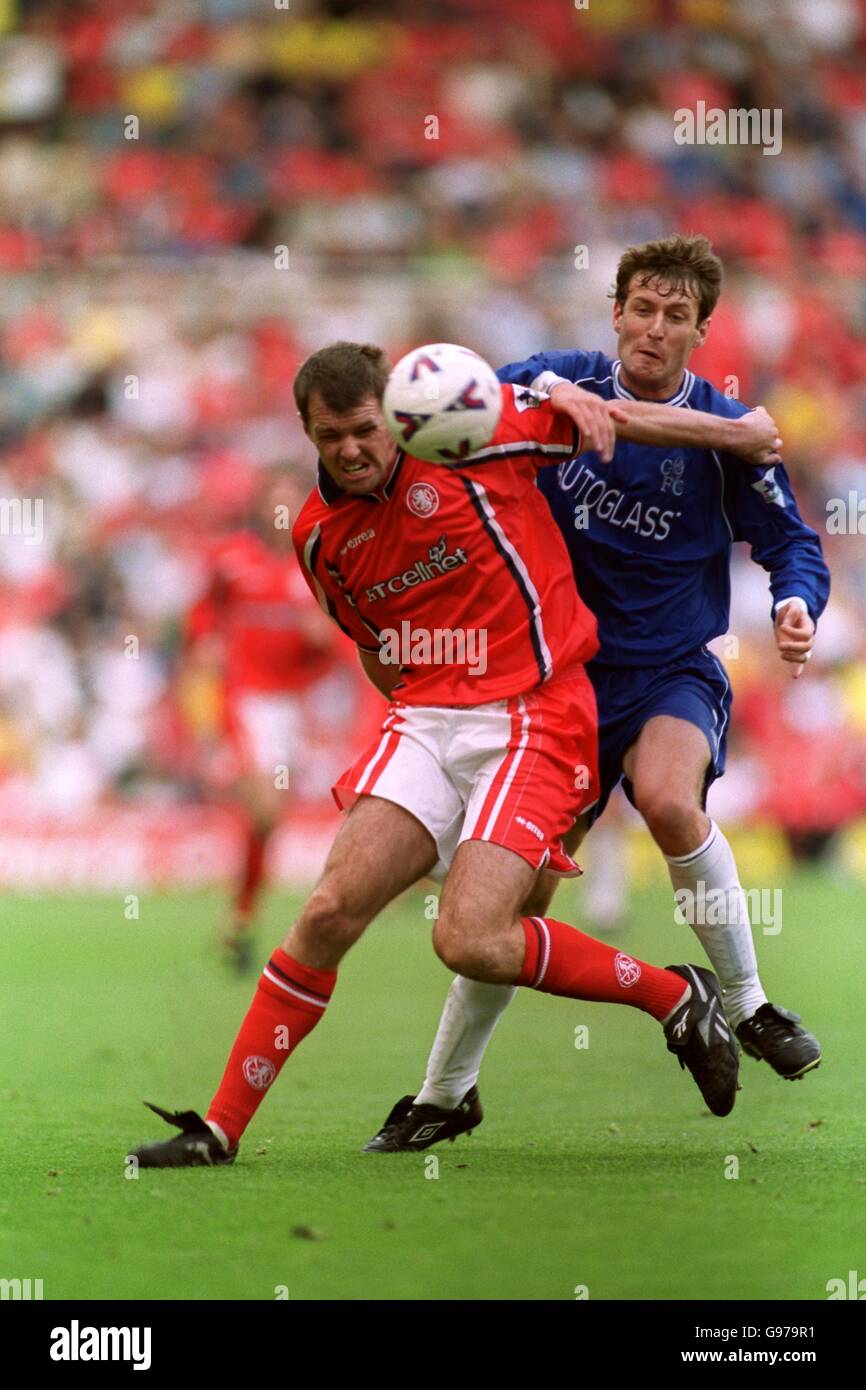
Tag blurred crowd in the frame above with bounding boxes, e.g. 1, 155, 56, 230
0, 0, 865, 857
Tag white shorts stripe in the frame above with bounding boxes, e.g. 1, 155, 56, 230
477, 697, 531, 841
354, 728, 399, 795
704, 648, 732, 758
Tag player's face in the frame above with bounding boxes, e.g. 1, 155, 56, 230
305, 393, 398, 494
613, 276, 709, 399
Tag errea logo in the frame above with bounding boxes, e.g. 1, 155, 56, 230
515, 814, 545, 842
340, 527, 375, 555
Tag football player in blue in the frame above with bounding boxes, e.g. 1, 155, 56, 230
364, 233, 830, 1152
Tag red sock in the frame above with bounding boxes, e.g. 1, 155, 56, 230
206, 947, 335, 1148
235, 822, 268, 917
518, 916, 687, 1020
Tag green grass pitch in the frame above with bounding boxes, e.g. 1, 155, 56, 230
2, 871, 864, 1301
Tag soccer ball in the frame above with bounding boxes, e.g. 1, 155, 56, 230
383, 342, 503, 464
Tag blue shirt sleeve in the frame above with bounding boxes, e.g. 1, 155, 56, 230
694, 379, 830, 625
721, 455, 830, 625
497, 349, 603, 390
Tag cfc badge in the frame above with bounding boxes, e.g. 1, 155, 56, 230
660, 457, 685, 495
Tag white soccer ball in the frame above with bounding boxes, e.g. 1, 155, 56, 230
383, 342, 502, 464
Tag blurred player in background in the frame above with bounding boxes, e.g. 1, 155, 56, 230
185, 470, 334, 969
366, 236, 831, 1154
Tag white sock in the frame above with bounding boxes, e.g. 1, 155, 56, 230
666, 821, 767, 1030
206, 1119, 230, 1151
583, 821, 629, 929
414, 976, 516, 1109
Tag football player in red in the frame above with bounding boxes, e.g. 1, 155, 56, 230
130, 342, 782, 1166
185, 470, 334, 968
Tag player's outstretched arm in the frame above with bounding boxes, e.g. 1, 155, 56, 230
608, 399, 782, 465
547, 382, 782, 465
724, 458, 830, 677
544, 381, 617, 461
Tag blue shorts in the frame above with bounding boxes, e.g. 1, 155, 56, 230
587, 646, 733, 823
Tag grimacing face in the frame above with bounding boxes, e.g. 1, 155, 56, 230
304, 392, 398, 494
613, 274, 710, 400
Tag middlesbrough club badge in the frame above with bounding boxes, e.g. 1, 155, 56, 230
614, 952, 642, 988
243, 1055, 276, 1090
406, 482, 440, 518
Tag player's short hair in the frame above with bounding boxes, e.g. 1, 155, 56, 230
294, 341, 391, 425
613, 234, 723, 325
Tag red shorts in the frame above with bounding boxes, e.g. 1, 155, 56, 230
333, 665, 599, 880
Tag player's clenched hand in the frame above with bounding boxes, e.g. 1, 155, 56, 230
730, 407, 783, 467
774, 601, 815, 679
548, 382, 616, 463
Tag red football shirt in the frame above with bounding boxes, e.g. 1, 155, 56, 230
187, 531, 333, 692
292, 384, 598, 706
